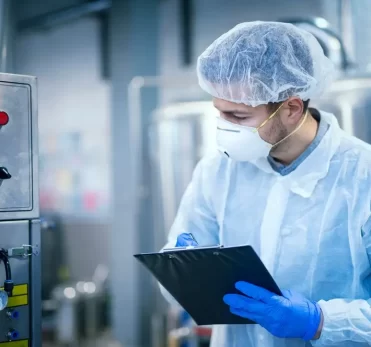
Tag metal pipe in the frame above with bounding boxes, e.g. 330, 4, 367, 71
339, 0, 355, 63
0, 0, 13, 72
127, 76, 198, 225
18, 0, 112, 31
280, 17, 352, 71
180, 0, 193, 66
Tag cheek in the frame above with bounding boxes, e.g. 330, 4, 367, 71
257, 124, 276, 143
239, 117, 265, 128
258, 119, 287, 144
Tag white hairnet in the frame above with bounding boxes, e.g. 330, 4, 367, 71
197, 21, 335, 107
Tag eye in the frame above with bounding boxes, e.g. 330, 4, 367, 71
222, 112, 248, 121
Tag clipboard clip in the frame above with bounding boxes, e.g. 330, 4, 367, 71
163, 245, 224, 252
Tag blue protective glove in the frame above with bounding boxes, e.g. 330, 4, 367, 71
175, 233, 198, 247
223, 282, 322, 341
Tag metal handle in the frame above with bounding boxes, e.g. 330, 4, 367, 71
0, 167, 11, 180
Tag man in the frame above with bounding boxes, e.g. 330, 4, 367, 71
162, 21, 371, 346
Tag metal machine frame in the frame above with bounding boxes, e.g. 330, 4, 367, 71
0, 73, 41, 347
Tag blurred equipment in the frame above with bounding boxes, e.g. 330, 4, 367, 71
40, 214, 70, 340
49, 265, 110, 345
166, 308, 211, 347
280, 17, 352, 72
314, 75, 371, 143
149, 101, 218, 238
168, 324, 211, 347
128, 77, 209, 347
17, 0, 112, 79
0, 73, 41, 346
17, 0, 111, 30
147, 100, 217, 347
278, 17, 371, 143
40, 215, 66, 302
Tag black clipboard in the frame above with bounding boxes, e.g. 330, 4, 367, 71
134, 245, 282, 325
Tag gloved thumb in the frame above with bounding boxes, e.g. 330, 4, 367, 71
175, 233, 198, 247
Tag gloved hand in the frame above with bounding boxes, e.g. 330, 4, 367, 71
223, 281, 322, 341
175, 233, 198, 247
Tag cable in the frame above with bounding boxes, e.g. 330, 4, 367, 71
0, 251, 11, 279
0, 249, 13, 296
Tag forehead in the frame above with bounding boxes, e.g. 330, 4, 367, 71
212, 97, 253, 112
213, 97, 246, 109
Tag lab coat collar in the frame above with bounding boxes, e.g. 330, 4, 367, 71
257, 111, 341, 198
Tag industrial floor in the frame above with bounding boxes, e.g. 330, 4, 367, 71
43, 331, 122, 347
43, 339, 121, 347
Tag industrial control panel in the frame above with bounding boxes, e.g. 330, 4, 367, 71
0, 73, 41, 347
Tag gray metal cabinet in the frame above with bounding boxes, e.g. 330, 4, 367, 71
0, 73, 40, 347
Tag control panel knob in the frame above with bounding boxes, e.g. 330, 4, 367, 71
6, 309, 19, 320
0, 111, 9, 128
0, 167, 11, 180
6, 329, 19, 341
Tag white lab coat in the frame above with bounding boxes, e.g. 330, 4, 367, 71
162, 111, 371, 347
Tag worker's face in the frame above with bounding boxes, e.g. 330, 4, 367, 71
213, 98, 288, 146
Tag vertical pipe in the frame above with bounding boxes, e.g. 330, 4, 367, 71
0, 0, 14, 72
98, 10, 110, 79
180, 0, 193, 66
110, 0, 159, 345
339, 0, 355, 63
30, 220, 42, 347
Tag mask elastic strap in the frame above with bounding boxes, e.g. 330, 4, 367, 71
272, 110, 309, 148
254, 102, 285, 132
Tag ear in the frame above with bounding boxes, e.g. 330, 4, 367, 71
285, 97, 305, 125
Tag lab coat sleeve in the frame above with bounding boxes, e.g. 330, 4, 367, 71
162, 156, 220, 250
159, 156, 220, 306
311, 216, 371, 346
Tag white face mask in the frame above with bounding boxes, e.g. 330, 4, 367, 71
216, 105, 308, 162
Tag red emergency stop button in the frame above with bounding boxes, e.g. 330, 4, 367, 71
0, 111, 9, 126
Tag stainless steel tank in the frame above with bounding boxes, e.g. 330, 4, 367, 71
314, 75, 371, 143
148, 102, 218, 246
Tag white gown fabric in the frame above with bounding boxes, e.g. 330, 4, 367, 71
162, 111, 371, 347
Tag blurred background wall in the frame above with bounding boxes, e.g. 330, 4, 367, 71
15, 0, 111, 282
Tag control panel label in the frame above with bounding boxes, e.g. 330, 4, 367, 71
7, 295, 28, 308
0, 284, 28, 308
10, 284, 27, 296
